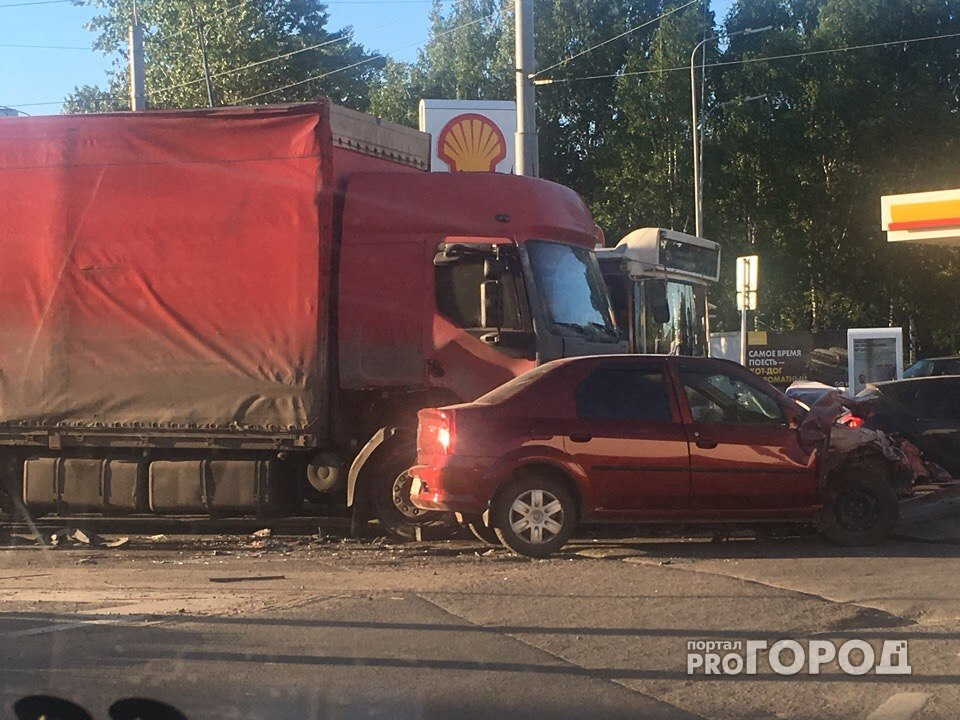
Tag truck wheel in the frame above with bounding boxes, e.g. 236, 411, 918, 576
820, 470, 898, 546
492, 476, 576, 558
370, 453, 437, 541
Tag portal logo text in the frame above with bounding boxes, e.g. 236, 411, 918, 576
686, 639, 911, 676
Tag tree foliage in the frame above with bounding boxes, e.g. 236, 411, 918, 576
65, 0, 382, 111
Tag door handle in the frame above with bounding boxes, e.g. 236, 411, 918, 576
568, 433, 593, 443
695, 437, 719, 449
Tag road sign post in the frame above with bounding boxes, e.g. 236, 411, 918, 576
736, 255, 758, 366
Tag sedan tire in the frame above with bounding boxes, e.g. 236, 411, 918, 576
819, 470, 898, 546
465, 520, 500, 546
492, 476, 576, 558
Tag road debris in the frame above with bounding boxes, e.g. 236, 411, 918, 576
251, 528, 272, 538
48, 528, 130, 549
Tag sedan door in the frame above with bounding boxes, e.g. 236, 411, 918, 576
672, 360, 816, 513
563, 361, 691, 515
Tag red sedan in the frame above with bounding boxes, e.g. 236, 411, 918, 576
409, 355, 905, 557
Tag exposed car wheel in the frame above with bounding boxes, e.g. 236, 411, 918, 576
492, 476, 576, 558
820, 470, 898, 546
465, 520, 500, 546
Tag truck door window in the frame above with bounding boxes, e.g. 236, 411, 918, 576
435, 255, 524, 331
679, 367, 784, 425
575, 367, 670, 421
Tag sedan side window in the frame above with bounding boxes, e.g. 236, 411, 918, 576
679, 368, 784, 426
575, 368, 671, 421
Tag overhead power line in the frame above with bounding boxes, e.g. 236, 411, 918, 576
237, 9, 499, 104
149, 0, 463, 45
534, 0, 699, 78
535, 29, 960, 85
0, 0, 74, 7
0, 42, 88, 49
1, 100, 63, 107
151, 11, 422, 96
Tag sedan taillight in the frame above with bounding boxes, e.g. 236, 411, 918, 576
417, 409, 455, 457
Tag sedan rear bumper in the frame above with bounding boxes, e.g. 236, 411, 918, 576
408, 459, 495, 515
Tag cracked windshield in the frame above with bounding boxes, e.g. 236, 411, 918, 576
1, 0, 960, 718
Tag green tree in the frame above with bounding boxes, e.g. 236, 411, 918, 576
65, 0, 381, 111
589, 3, 708, 241
369, 0, 513, 127
711, 0, 960, 351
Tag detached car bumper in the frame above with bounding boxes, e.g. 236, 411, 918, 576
408, 458, 495, 515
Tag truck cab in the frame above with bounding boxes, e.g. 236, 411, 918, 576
338, 172, 627, 404
597, 227, 719, 357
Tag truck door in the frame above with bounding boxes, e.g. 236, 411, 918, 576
427, 240, 537, 402
563, 360, 690, 514
672, 360, 816, 512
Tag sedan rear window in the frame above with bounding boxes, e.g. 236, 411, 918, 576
575, 368, 670, 421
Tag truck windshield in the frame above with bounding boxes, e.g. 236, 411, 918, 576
526, 240, 618, 342
638, 279, 708, 356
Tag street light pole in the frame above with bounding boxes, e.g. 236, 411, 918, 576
690, 26, 771, 237
698, 93, 766, 229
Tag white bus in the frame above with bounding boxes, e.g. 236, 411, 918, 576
597, 227, 720, 356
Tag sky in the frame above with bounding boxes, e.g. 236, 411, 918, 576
0, 0, 733, 115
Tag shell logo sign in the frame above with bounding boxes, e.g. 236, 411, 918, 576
436, 113, 507, 172
419, 99, 516, 174
882, 189, 960, 246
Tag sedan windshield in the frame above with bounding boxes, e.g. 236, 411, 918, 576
526, 240, 618, 341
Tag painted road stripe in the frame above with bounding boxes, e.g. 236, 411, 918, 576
866, 693, 932, 720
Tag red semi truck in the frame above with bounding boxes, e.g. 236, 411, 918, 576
0, 101, 624, 536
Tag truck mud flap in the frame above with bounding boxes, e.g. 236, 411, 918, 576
23, 458, 145, 514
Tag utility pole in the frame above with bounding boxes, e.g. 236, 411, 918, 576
191, 3, 216, 107
514, 0, 538, 177
128, 7, 146, 111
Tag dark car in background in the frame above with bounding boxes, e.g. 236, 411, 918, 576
903, 356, 960, 378
851, 376, 960, 478
409, 355, 908, 557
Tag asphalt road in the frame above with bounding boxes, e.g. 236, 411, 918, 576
2, 501, 960, 720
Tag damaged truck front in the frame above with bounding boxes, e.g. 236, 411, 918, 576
0, 102, 625, 537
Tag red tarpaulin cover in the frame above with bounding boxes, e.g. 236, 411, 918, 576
0, 105, 330, 436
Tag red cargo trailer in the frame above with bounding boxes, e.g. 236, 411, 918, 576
0, 102, 624, 536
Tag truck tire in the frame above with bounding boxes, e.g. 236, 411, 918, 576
820, 469, 898, 546
492, 475, 576, 558
369, 447, 436, 541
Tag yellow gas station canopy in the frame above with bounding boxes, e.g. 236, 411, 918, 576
881, 189, 960, 245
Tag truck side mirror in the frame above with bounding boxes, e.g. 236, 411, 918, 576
481, 280, 502, 329
650, 280, 670, 324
